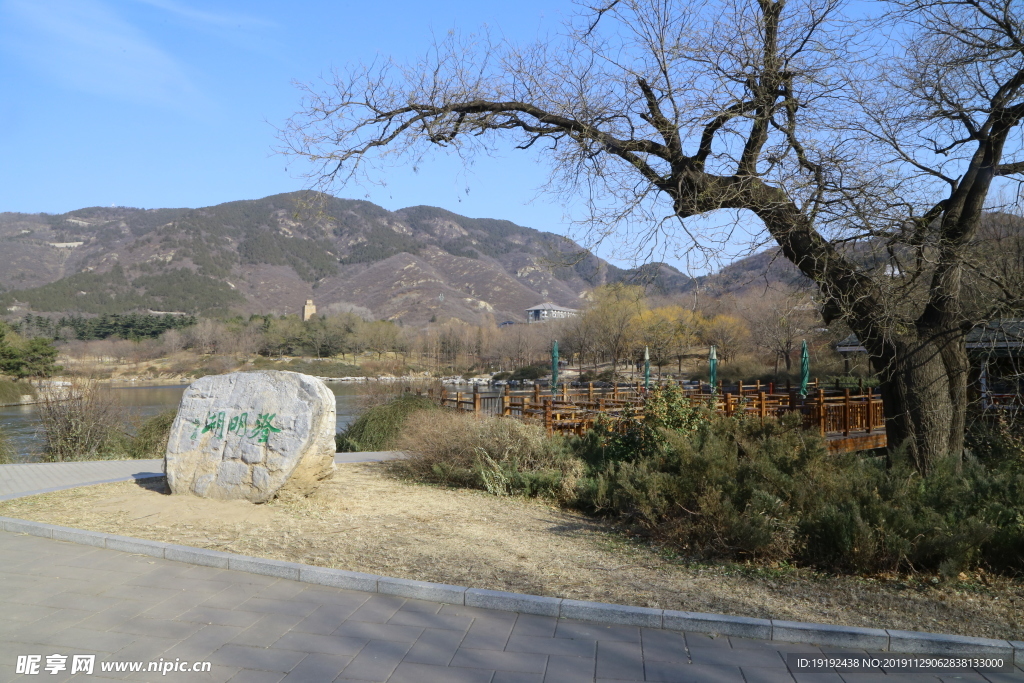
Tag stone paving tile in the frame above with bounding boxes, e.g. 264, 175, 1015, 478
229, 614, 305, 648
400, 627, 467, 665
236, 596, 321, 618
199, 584, 267, 610
271, 632, 367, 657
254, 579, 311, 602
460, 616, 516, 650
512, 614, 559, 638
641, 627, 689, 663
741, 667, 800, 683
163, 624, 247, 661
645, 661, 745, 682
691, 646, 788, 669
389, 661, 496, 683
279, 653, 353, 682
387, 609, 473, 631
209, 644, 307, 673
543, 654, 596, 683
684, 632, 733, 649
451, 647, 547, 674
506, 634, 597, 658
495, 672, 545, 683
556, 620, 641, 643
109, 616, 203, 640
175, 605, 266, 628
396, 598, 444, 615
345, 595, 406, 624
596, 640, 645, 681
291, 604, 364, 635
328, 620, 422, 645
226, 671, 285, 683
336, 639, 413, 681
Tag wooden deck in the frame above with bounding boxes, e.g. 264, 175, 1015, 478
421, 381, 891, 454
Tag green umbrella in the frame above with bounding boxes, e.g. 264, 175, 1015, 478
551, 339, 559, 396
708, 345, 718, 394
644, 346, 650, 391
799, 339, 810, 399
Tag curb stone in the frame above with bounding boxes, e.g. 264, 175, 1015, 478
0, 514, 1018, 658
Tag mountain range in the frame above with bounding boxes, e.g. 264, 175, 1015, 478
0, 192, 696, 325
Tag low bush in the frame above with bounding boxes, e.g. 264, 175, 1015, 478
336, 394, 437, 452
37, 380, 131, 461
391, 409, 582, 501
509, 365, 546, 381
125, 410, 177, 460
0, 425, 14, 464
0, 379, 35, 404
576, 412, 1024, 575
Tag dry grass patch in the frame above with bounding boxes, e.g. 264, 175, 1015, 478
0, 461, 1020, 641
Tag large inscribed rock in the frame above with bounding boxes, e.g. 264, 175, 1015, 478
165, 371, 335, 502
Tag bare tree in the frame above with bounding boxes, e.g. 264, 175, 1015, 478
282, 0, 1024, 472
741, 287, 817, 372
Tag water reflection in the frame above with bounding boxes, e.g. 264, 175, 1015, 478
0, 383, 364, 463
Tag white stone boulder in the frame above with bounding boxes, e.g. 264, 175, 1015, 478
165, 371, 336, 502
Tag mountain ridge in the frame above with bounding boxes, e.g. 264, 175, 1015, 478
0, 192, 693, 324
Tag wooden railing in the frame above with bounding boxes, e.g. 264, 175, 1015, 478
418, 381, 890, 452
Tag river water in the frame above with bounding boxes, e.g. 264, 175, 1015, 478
0, 383, 364, 463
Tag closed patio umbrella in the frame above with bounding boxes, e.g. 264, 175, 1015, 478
709, 345, 718, 394
800, 339, 810, 399
551, 340, 559, 396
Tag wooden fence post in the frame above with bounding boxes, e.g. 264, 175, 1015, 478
843, 388, 851, 436
473, 391, 481, 415
724, 393, 732, 417
865, 386, 873, 433
817, 389, 826, 436
534, 383, 541, 403
502, 394, 510, 417
588, 382, 594, 402
759, 391, 766, 421
544, 399, 553, 435
456, 392, 463, 412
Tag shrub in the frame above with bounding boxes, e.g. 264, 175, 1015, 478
336, 394, 438, 452
575, 412, 1024, 574
37, 380, 131, 461
0, 425, 14, 464
509, 365, 546, 381
0, 379, 35, 404
125, 410, 176, 460
392, 410, 583, 501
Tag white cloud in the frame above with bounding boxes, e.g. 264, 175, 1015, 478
1, 0, 202, 108
130, 0, 274, 30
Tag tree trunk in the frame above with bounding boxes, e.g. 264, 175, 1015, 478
868, 332, 967, 474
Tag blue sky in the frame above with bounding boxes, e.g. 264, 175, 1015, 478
0, 1, 609, 250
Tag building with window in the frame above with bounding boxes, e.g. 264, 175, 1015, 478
525, 302, 579, 323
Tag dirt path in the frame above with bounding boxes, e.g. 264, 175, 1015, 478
1, 462, 1019, 641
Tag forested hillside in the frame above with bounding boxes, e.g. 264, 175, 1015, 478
0, 192, 691, 324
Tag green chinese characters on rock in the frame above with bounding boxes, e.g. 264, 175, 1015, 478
188, 410, 282, 444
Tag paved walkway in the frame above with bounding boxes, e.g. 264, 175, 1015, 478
1, 459, 1020, 682
0, 453, 403, 501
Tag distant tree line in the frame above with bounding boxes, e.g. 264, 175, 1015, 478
0, 322, 59, 380
13, 313, 197, 341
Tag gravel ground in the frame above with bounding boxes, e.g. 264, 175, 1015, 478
0, 461, 1020, 641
